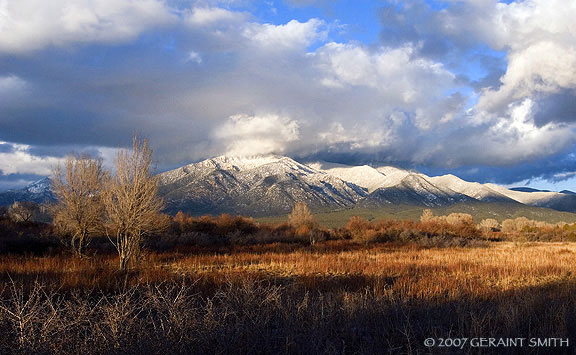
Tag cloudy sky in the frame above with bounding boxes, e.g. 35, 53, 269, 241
0, 0, 575, 191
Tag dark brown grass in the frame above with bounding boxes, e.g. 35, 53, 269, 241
1, 242, 576, 354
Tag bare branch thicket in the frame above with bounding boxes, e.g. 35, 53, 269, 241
8, 202, 40, 223
479, 218, 500, 232
51, 155, 108, 256
103, 136, 167, 271
445, 213, 474, 226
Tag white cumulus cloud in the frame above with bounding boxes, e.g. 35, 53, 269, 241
243, 18, 326, 51
214, 114, 300, 156
0, 0, 176, 54
0, 141, 61, 175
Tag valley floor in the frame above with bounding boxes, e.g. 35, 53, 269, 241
1, 241, 576, 354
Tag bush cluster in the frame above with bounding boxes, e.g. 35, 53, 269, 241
167, 212, 329, 248
343, 215, 483, 247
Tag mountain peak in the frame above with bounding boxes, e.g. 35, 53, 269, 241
309, 161, 387, 192
24, 177, 52, 194
206, 154, 285, 171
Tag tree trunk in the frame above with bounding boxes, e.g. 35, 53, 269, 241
77, 231, 86, 256
119, 255, 128, 271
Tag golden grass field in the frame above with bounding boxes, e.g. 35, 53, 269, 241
2, 238, 576, 353
3, 241, 576, 300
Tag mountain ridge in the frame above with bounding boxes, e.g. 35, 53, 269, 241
1, 155, 575, 216
156, 155, 576, 215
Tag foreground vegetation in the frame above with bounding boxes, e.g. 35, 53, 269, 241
1, 241, 576, 354
2, 208, 576, 353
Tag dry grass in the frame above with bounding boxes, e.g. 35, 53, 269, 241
2, 241, 576, 354
166, 241, 576, 299
3, 241, 576, 298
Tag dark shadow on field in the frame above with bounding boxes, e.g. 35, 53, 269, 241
1, 269, 576, 354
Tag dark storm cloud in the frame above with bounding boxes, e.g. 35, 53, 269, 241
422, 149, 576, 185
25, 145, 103, 159
533, 90, 576, 127
0, 107, 119, 147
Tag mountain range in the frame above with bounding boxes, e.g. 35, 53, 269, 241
156, 155, 576, 215
1, 155, 576, 216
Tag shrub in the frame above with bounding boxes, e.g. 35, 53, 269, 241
445, 213, 474, 226
479, 218, 500, 232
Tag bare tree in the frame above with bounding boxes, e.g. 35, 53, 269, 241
288, 202, 320, 245
446, 213, 474, 226
288, 201, 315, 228
51, 155, 107, 256
103, 136, 167, 271
8, 202, 39, 223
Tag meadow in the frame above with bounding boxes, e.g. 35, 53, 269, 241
1, 211, 576, 354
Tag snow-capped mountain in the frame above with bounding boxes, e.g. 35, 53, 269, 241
484, 183, 576, 212
158, 155, 366, 215
429, 175, 515, 202
360, 173, 476, 207
156, 155, 576, 215
308, 162, 392, 192
1, 155, 575, 216
0, 178, 55, 206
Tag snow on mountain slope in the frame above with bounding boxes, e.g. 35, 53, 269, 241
376, 166, 410, 176
360, 172, 474, 207
158, 155, 576, 214
24, 178, 52, 194
399, 174, 459, 201
484, 183, 563, 205
0, 177, 55, 206
309, 162, 417, 192
310, 161, 467, 205
309, 161, 388, 192
378, 170, 412, 188
430, 175, 516, 202
483, 184, 576, 212
158, 155, 366, 215
159, 155, 285, 185
310, 162, 473, 207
